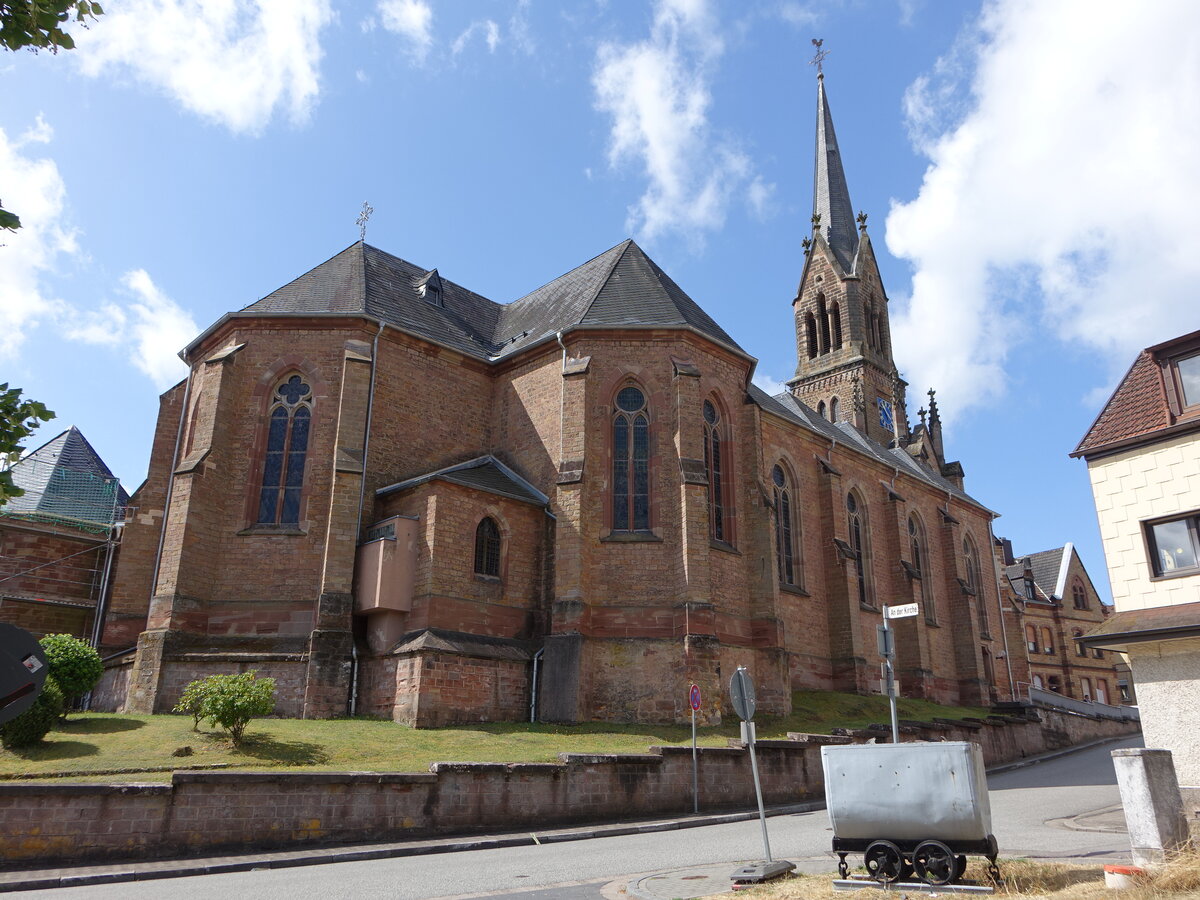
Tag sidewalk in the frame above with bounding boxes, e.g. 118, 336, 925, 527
0, 735, 1133, 894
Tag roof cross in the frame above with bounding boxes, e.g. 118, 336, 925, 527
809, 38, 830, 76
356, 201, 374, 242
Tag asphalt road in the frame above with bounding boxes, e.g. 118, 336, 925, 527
16, 735, 1142, 899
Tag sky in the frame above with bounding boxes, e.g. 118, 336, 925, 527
3, 0, 1199, 604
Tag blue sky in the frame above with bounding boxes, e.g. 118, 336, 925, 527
3, 0, 1199, 602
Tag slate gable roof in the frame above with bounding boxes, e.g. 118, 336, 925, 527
3, 427, 128, 529
230, 239, 745, 364
747, 385, 991, 513
376, 455, 549, 507
1006, 547, 1065, 600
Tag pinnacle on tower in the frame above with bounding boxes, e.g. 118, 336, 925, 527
813, 71, 859, 272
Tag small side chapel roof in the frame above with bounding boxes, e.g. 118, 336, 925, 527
747, 384, 993, 514
2, 427, 129, 530
212, 239, 746, 365
376, 455, 549, 507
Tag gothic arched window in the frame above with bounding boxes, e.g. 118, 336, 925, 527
817, 400, 827, 419
830, 396, 840, 423
474, 517, 501, 577
963, 535, 986, 634
703, 398, 732, 544
805, 313, 818, 359
256, 374, 313, 526
909, 514, 934, 622
612, 384, 650, 532
1072, 579, 1088, 610
847, 491, 871, 606
817, 295, 830, 354
772, 464, 801, 587
831, 301, 843, 349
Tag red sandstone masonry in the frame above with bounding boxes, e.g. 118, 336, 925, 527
0, 709, 1137, 865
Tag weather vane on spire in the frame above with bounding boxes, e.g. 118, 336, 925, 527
356, 201, 374, 242
810, 38, 829, 76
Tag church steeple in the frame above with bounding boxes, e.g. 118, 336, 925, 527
813, 73, 859, 273
789, 53, 904, 448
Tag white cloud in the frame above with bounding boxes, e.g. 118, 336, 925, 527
378, 0, 433, 63
0, 119, 195, 389
452, 19, 500, 56
73, 0, 333, 135
752, 372, 789, 397
777, 2, 820, 28
886, 0, 1200, 423
593, 0, 761, 244
0, 120, 74, 360
120, 270, 199, 387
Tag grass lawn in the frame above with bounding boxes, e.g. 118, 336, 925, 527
0, 690, 989, 782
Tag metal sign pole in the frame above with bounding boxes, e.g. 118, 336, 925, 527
745, 720, 772, 862
881, 606, 899, 744
691, 704, 698, 814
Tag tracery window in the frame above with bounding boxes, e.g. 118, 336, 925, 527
612, 384, 651, 532
963, 535, 987, 634
847, 491, 872, 605
703, 398, 731, 544
1072, 579, 1088, 610
909, 514, 934, 622
474, 517, 501, 577
256, 374, 313, 526
772, 464, 801, 587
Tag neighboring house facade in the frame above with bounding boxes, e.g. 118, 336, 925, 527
99, 72, 1019, 726
0, 427, 126, 643
997, 541, 1122, 704
1074, 328, 1200, 790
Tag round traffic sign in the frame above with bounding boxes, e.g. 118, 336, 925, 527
689, 683, 701, 711
0, 624, 48, 726
729, 667, 756, 722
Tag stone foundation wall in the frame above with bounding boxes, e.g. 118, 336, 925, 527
0, 707, 1138, 866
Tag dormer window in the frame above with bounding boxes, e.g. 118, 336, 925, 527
415, 269, 443, 307
1175, 350, 1200, 409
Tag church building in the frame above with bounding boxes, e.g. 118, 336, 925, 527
100, 71, 1016, 725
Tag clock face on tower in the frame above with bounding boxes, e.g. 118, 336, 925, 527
878, 398, 894, 431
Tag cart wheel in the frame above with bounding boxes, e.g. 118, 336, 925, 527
955, 855, 968, 880
864, 840, 906, 884
912, 840, 957, 886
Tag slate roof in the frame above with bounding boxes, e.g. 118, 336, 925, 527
3, 427, 128, 529
1074, 327, 1200, 457
224, 239, 746, 364
376, 455, 549, 506
1003, 571, 1050, 604
1012, 547, 1066, 599
813, 75, 859, 273
747, 384, 992, 514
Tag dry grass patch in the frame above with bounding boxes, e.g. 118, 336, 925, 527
715, 853, 1200, 899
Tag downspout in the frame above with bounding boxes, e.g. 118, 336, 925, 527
529, 646, 545, 722
987, 516, 1016, 699
555, 331, 568, 465
348, 319, 385, 717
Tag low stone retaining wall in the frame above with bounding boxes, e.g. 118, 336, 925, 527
0, 707, 1139, 866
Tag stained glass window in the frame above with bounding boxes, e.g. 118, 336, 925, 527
257, 375, 312, 526
612, 385, 650, 531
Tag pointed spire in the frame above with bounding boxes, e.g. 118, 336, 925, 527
813, 69, 859, 272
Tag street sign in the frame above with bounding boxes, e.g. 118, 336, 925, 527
885, 602, 919, 620
730, 667, 756, 722
876, 623, 894, 658
689, 683, 702, 711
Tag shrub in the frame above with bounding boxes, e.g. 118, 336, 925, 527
173, 679, 209, 730
38, 633, 102, 705
178, 671, 276, 745
0, 677, 64, 749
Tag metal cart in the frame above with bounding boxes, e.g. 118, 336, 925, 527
821, 741, 1001, 885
